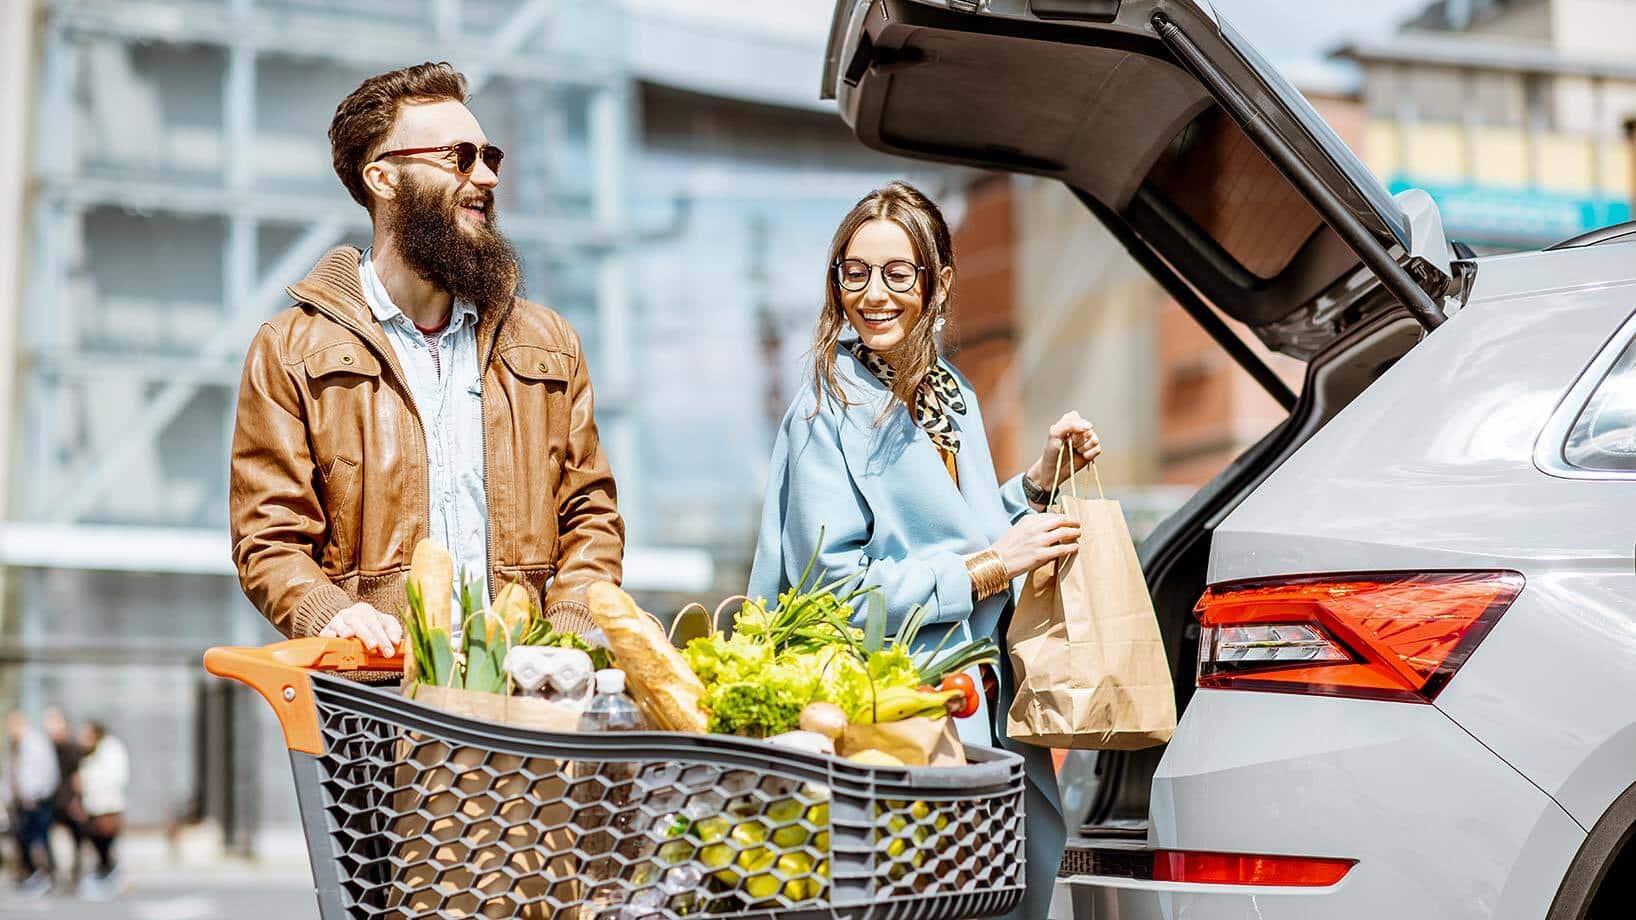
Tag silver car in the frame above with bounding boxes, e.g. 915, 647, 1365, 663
826, 2, 1636, 917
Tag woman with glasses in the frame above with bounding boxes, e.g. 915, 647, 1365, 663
748, 181, 1102, 920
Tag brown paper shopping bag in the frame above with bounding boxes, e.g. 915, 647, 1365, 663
1005, 451, 1177, 750
840, 716, 967, 767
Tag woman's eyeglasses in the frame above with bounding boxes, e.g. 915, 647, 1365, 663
834, 258, 924, 294
374, 142, 505, 177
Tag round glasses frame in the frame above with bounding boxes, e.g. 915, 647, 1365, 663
833, 258, 925, 294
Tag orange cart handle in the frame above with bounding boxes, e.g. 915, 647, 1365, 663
204, 637, 404, 756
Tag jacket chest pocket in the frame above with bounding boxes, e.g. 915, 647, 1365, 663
497, 344, 572, 563
303, 343, 382, 573
500, 344, 572, 439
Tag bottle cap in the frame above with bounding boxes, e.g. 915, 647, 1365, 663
595, 668, 626, 694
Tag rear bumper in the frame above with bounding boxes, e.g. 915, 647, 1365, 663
1053, 690, 1584, 920
1056, 874, 1345, 920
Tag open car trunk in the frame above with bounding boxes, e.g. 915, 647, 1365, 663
822, 0, 1470, 842
823, 0, 1459, 364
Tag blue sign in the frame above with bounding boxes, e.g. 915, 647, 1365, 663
1388, 176, 1630, 244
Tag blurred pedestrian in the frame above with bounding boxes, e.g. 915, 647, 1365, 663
42, 706, 85, 887
6, 712, 59, 896
76, 721, 129, 900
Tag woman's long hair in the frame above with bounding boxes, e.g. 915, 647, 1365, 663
810, 181, 955, 417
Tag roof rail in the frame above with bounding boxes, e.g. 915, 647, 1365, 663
1546, 221, 1636, 251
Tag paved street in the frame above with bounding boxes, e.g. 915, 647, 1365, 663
0, 872, 318, 920
0, 829, 318, 920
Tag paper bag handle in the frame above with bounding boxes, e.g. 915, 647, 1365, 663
1047, 440, 1105, 509
667, 594, 748, 644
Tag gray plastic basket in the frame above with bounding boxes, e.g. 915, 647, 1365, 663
284, 672, 1026, 919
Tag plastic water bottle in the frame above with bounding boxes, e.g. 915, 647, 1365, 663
580, 669, 645, 916
579, 669, 644, 732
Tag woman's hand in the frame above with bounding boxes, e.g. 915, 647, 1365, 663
1024, 411, 1101, 502
990, 513, 1081, 579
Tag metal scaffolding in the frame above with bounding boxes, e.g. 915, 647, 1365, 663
15, 0, 692, 585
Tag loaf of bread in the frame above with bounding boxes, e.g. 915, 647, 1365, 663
586, 582, 709, 733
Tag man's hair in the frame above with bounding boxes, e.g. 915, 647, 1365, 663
329, 62, 469, 210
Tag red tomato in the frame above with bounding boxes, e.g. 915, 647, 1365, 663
939, 672, 980, 719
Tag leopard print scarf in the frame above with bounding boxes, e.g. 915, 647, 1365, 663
846, 341, 966, 455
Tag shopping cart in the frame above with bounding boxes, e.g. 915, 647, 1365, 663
205, 637, 1028, 919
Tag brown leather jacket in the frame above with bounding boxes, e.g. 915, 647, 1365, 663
230, 247, 623, 638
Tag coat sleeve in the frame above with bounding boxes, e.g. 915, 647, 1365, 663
230, 324, 353, 637
998, 473, 1035, 523
542, 332, 625, 633
770, 401, 976, 628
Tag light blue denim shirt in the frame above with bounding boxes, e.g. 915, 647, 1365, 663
359, 249, 488, 618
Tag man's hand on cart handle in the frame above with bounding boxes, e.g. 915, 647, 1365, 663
319, 603, 403, 657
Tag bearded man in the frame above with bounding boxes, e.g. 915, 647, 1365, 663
230, 62, 623, 656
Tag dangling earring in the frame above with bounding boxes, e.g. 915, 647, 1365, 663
933, 301, 947, 334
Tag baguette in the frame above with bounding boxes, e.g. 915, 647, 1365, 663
409, 541, 454, 632
586, 582, 708, 733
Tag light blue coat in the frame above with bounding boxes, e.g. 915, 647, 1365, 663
749, 346, 1065, 920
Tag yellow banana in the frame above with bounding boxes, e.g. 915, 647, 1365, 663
858, 686, 961, 724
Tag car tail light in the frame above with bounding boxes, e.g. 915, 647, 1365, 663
1153, 850, 1355, 887
1194, 572, 1523, 702
1064, 845, 1356, 887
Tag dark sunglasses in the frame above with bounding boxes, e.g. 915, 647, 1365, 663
374, 142, 504, 176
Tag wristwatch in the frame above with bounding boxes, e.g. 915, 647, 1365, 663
1021, 472, 1052, 507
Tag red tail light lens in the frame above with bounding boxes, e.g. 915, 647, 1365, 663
1194, 572, 1523, 702
1153, 850, 1355, 887
1067, 845, 1356, 887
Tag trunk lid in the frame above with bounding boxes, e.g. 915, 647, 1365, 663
822, 0, 1455, 359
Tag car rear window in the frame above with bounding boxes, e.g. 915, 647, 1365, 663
1564, 334, 1636, 471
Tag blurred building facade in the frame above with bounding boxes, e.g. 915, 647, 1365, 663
0, 0, 938, 850
1339, 0, 1636, 248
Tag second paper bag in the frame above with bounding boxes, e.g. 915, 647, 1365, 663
1005, 465, 1176, 750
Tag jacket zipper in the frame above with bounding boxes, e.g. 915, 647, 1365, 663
474, 302, 511, 606
478, 334, 494, 605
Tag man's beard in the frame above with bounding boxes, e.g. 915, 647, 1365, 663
386, 175, 521, 311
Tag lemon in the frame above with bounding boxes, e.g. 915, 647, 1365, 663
775, 853, 814, 902
731, 822, 768, 846
766, 799, 804, 824
699, 842, 733, 870
658, 839, 695, 864
695, 816, 729, 843
744, 870, 780, 900
772, 824, 810, 849
848, 749, 905, 767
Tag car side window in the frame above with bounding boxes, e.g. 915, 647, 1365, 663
1564, 335, 1636, 471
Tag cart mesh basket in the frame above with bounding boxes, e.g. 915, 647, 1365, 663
206, 638, 1027, 920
